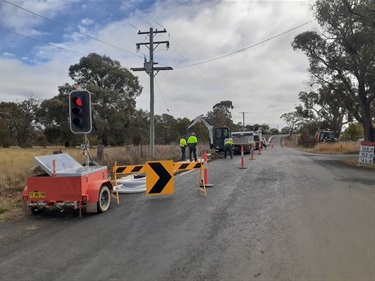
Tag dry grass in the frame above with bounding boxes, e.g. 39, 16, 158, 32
0, 144, 210, 221
309, 142, 375, 170
0, 146, 87, 221
281, 135, 299, 147
309, 142, 360, 154
282, 138, 375, 170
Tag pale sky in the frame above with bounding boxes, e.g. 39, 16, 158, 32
0, 0, 319, 129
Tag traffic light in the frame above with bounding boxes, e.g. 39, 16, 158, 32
69, 90, 92, 134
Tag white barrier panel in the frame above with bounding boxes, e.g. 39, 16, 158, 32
114, 176, 146, 193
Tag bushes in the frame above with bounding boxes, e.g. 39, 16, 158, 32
298, 129, 317, 147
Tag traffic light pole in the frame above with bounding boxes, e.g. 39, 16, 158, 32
131, 28, 173, 156
84, 133, 89, 167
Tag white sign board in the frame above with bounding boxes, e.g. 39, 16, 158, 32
358, 145, 374, 164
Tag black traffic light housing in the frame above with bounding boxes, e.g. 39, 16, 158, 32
69, 90, 92, 134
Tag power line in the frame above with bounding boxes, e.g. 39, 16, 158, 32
95, 1, 140, 32
2, 0, 142, 58
93, 0, 219, 104
131, 28, 172, 156
122, 0, 155, 28
0, 27, 86, 56
0, 27, 137, 70
168, 34, 219, 90
125, 0, 164, 29
120, 0, 222, 92
155, 78, 169, 113
176, 19, 316, 69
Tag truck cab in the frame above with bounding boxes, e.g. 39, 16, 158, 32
319, 130, 336, 143
212, 127, 231, 152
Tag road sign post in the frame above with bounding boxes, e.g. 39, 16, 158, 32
358, 142, 375, 165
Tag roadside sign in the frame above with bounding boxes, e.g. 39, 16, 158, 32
146, 160, 174, 195
359, 142, 375, 165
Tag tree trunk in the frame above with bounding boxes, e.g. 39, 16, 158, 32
358, 83, 374, 142
102, 131, 109, 146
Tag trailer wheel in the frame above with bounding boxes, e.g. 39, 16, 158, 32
97, 185, 111, 213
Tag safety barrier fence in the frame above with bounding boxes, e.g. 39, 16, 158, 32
112, 157, 209, 203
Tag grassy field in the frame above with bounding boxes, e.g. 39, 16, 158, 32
310, 142, 372, 168
0, 144, 211, 221
309, 142, 360, 154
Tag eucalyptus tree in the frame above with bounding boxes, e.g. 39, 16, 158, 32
174, 117, 192, 138
68, 53, 143, 145
206, 100, 235, 129
296, 84, 348, 137
154, 113, 179, 144
280, 112, 303, 135
0, 98, 40, 147
292, 0, 375, 141
126, 109, 149, 146
36, 83, 77, 146
0, 119, 11, 147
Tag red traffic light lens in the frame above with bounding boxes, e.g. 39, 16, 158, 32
72, 97, 83, 107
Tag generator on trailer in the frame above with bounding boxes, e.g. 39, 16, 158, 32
22, 153, 113, 216
22, 89, 114, 216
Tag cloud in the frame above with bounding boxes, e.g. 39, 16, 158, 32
0, 58, 74, 102
1, 0, 73, 31
81, 17, 94, 26
0, 0, 318, 130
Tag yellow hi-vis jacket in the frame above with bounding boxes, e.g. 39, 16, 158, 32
225, 139, 233, 145
187, 135, 198, 146
180, 138, 187, 147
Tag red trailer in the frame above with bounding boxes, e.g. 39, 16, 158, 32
22, 153, 113, 216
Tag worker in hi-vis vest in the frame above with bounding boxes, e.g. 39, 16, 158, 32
179, 136, 187, 161
224, 138, 234, 159
187, 132, 198, 162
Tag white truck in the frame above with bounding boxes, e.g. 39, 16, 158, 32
231, 131, 256, 154
231, 129, 264, 153
254, 129, 265, 149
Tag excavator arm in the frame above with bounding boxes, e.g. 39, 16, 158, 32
185, 114, 214, 147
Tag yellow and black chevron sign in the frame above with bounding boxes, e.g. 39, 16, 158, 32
146, 160, 174, 195
173, 162, 204, 171
113, 165, 145, 174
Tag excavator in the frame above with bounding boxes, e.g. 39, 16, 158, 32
315, 129, 337, 143
185, 114, 231, 152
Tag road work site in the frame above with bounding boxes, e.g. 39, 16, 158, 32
0, 135, 374, 280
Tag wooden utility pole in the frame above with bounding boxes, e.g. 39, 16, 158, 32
131, 28, 173, 156
239, 112, 249, 130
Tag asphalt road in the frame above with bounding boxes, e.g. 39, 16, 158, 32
1, 136, 374, 280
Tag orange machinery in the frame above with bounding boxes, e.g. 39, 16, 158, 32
22, 153, 113, 216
